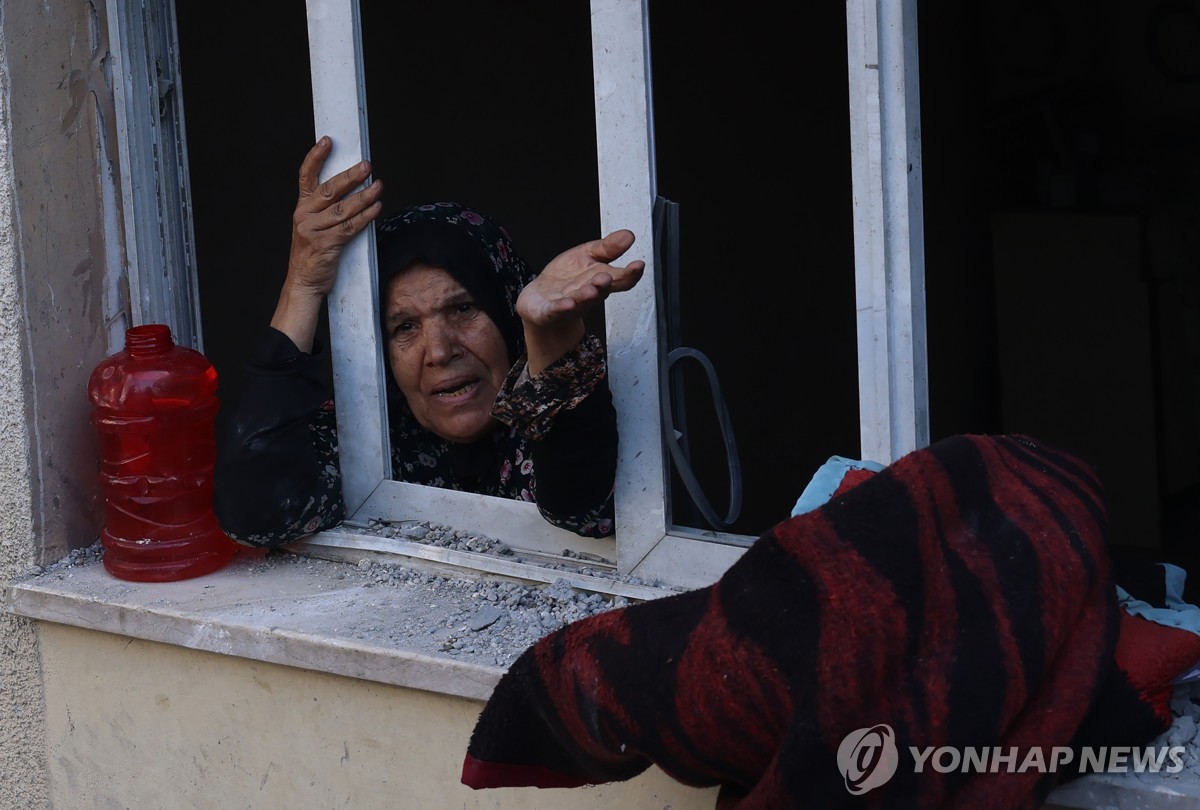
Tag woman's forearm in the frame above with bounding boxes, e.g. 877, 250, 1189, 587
270, 283, 325, 354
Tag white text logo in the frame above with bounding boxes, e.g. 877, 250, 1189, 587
835, 729, 1187, 795
910, 745, 1185, 775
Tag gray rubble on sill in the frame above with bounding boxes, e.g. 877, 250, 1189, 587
2, 529, 672, 702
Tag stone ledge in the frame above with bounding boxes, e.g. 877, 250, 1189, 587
3, 551, 503, 702
1045, 771, 1200, 809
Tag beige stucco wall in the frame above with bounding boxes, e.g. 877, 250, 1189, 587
0, 1, 118, 808
39, 623, 720, 810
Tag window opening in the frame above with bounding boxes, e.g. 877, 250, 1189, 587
653, 195, 743, 533
176, 0, 317, 440
646, 1, 861, 536
917, 0, 1200, 559
358, 1, 601, 282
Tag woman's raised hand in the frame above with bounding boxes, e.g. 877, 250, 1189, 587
272, 136, 383, 352
516, 229, 645, 375
517, 230, 645, 324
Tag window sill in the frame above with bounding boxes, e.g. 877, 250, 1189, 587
3, 548, 509, 701
2, 520, 688, 703
1045, 771, 1200, 808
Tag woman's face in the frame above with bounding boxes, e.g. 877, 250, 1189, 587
383, 263, 512, 443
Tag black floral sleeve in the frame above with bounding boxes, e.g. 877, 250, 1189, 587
213, 328, 345, 548
224, 401, 345, 548
492, 334, 619, 538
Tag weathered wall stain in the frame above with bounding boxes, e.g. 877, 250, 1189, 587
0, 1, 124, 807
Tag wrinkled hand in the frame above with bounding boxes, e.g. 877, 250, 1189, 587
516, 230, 645, 375
285, 136, 383, 297
272, 137, 383, 352
516, 230, 645, 327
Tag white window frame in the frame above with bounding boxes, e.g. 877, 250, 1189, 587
107, 0, 202, 351
290, 0, 928, 593
846, 0, 930, 464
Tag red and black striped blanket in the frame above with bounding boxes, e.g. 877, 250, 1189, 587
461, 434, 1200, 808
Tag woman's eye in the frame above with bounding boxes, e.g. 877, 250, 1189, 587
392, 322, 414, 337
456, 302, 475, 315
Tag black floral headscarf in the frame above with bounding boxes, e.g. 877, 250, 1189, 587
376, 202, 534, 365
373, 202, 538, 494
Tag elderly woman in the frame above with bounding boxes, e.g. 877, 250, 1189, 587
213, 136, 644, 547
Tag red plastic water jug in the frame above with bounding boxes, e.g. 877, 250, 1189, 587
88, 324, 238, 581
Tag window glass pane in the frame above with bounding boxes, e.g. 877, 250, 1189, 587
648, 3, 860, 535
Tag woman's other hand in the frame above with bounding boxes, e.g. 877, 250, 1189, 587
271, 136, 383, 352
516, 229, 645, 375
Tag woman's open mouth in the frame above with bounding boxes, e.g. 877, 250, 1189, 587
434, 379, 479, 399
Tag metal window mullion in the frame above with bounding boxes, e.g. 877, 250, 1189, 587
591, 0, 668, 573
304, 0, 390, 515
846, 0, 929, 464
107, 0, 202, 349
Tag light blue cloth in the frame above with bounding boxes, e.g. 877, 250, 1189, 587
1117, 563, 1200, 638
791, 455, 886, 517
